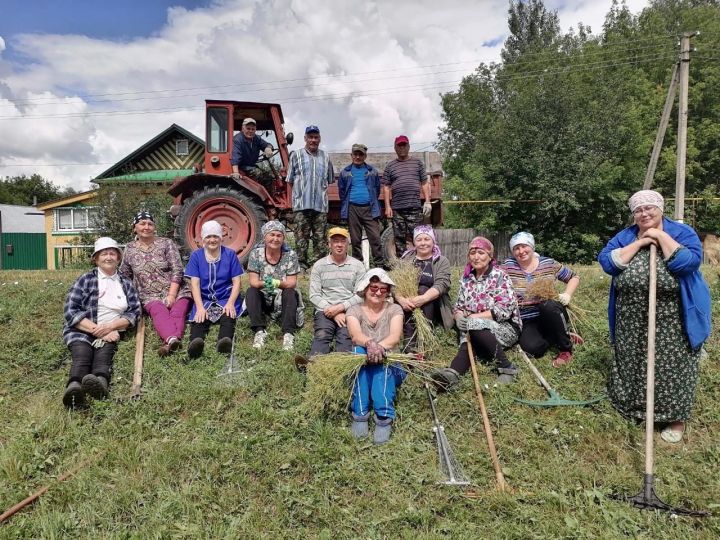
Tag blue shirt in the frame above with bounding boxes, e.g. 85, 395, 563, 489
185, 246, 244, 319
230, 133, 271, 167
349, 165, 370, 205
338, 163, 381, 219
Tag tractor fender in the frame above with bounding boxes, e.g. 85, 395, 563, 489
168, 173, 273, 206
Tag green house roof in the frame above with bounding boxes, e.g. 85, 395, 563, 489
96, 169, 193, 183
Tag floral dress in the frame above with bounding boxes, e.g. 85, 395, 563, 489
610, 247, 700, 422
453, 264, 522, 347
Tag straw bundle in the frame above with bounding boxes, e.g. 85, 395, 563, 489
389, 259, 440, 354
302, 351, 444, 418
524, 278, 593, 335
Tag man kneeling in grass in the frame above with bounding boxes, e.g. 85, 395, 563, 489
295, 227, 366, 371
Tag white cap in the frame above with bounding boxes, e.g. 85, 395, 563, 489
201, 220, 223, 240
92, 237, 121, 259
242, 117, 257, 126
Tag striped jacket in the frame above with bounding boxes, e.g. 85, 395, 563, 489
286, 148, 334, 213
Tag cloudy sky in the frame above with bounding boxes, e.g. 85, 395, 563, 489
0, 0, 650, 191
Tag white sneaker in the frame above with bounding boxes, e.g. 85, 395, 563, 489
253, 330, 267, 349
282, 333, 295, 351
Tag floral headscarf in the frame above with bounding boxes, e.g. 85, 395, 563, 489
463, 236, 495, 278
628, 190, 664, 214
402, 225, 442, 261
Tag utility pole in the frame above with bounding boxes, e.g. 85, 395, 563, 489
643, 63, 678, 190
674, 31, 697, 222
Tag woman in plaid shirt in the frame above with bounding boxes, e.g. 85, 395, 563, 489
62, 237, 140, 409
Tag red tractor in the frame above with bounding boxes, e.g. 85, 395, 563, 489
168, 100, 443, 262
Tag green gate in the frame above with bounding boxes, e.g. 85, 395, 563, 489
1, 233, 47, 270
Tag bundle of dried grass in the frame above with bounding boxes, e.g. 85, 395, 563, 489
389, 259, 440, 355
523, 278, 593, 336
302, 351, 444, 418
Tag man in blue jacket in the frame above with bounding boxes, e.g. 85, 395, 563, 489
338, 143, 385, 268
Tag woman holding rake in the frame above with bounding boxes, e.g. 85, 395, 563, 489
431, 236, 522, 390
598, 190, 711, 444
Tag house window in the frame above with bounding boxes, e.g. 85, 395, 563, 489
176, 139, 189, 156
54, 207, 100, 232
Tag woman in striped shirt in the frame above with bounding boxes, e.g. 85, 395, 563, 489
501, 232, 581, 367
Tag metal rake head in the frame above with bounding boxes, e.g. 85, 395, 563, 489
514, 388, 606, 408
615, 474, 709, 517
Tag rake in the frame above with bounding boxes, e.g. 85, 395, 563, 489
514, 348, 606, 407
424, 383, 471, 486
616, 245, 709, 517
217, 326, 242, 378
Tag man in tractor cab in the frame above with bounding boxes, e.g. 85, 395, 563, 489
382, 135, 432, 258
286, 125, 335, 272
230, 117, 275, 192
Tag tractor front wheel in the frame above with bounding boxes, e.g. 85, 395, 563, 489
175, 186, 266, 263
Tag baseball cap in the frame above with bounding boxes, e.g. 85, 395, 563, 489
242, 118, 257, 126
394, 135, 409, 145
305, 125, 320, 134
327, 227, 350, 239
351, 143, 367, 155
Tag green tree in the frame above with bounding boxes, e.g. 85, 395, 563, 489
439, 0, 720, 262
0, 174, 75, 205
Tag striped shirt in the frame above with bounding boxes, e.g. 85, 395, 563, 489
501, 256, 578, 320
287, 148, 335, 213
382, 157, 427, 210
308, 255, 366, 311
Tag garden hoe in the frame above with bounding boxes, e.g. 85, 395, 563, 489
129, 317, 146, 399
618, 245, 708, 517
466, 340, 510, 492
425, 383, 471, 486
514, 348, 606, 407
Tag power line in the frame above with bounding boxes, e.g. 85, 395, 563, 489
2, 34, 681, 108
0, 52, 680, 121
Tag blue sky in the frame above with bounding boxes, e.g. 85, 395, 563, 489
2, 1, 209, 40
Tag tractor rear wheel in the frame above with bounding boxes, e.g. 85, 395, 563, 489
175, 186, 266, 263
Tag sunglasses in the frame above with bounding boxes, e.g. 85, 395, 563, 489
368, 285, 390, 295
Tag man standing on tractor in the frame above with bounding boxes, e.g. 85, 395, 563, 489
286, 125, 334, 271
338, 143, 385, 268
382, 135, 432, 259
230, 117, 275, 191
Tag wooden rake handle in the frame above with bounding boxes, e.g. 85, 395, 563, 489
130, 316, 146, 399
466, 340, 509, 491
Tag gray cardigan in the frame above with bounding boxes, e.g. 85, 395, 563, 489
401, 253, 454, 330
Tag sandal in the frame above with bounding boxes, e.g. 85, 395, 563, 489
660, 422, 685, 443
552, 351, 573, 368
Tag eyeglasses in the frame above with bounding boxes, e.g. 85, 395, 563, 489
368, 285, 390, 295
633, 205, 659, 216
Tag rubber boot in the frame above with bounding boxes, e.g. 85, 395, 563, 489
351, 412, 370, 439
188, 338, 205, 359
373, 414, 393, 445
81, 374, 109, 400
496, 365, 519, 385
430, 367, 461, 392
63, 381, 86, 409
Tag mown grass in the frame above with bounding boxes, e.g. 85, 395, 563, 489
0, 267, 719, 538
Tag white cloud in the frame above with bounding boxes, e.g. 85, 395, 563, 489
0, 0, 650, 189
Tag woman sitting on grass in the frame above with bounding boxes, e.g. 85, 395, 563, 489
346, 269, 405, 444
245, 220, 302, 351
394, 225, 454, 351
184, 220, 243, 359
62, 237, 141, 409
501, 231, 581, 367
120, 211, 192, 357
431, 236, 522, 390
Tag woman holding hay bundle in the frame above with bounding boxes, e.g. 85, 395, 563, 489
501, 231, 581, 367
394, 225, 454, 352
62, 237, 141, 409
120, 211, 192, 357
598, 190, 711, 444
346, 268, 405, 444
432, 236, 522, 389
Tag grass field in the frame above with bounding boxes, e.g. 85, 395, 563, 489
1, 266, 719, 539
